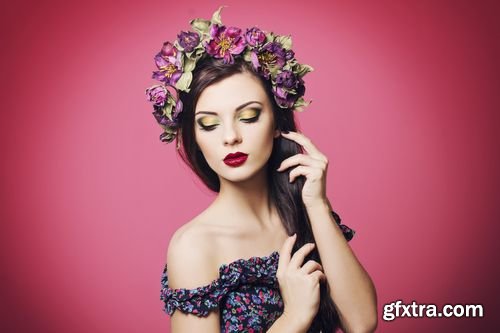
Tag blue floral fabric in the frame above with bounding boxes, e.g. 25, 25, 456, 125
160, 211, 355, 332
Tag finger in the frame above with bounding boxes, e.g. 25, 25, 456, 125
289, 165, 324, 183
289, 243, 316, 269
300, 260, 323, 275
310, 270, 326, 283
278, 234, 297, 272
281, 131, 326, 160
276, 154, 325, 172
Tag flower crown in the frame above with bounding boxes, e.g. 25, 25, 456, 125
145, 5, 313, 144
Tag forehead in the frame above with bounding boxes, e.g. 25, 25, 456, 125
195, 72, 268, 112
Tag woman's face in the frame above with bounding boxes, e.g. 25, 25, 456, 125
194, 71, 280, 183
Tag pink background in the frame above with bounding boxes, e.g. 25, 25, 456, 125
1, 0, 499, 332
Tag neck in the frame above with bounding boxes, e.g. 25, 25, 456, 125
213, 165, 277, 229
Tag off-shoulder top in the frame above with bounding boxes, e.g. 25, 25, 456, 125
160, 211, 355, 332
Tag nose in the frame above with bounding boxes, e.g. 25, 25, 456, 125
223, 123, 242, 146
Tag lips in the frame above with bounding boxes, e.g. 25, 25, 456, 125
224, 152, 248, 160
224, 152, 248, 167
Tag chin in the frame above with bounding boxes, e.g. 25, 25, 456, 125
220, 163, 268, 183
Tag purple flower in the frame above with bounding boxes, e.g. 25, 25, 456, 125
245, 27, 266, 47
177, 31, 200, 53
152, 96, 183, 128
285, 49, 295, 60
250, 42, 287, 79
148, 83, 183, 134
272, 87, 295, 108
204, 24, 246, 64
275, 70, 299, 89
145, 85, 168, 106
172, 98, 183, 120
153, 109, 177, 127
160, 41, 176, 57
272, 76, 305, 109
152, 42, 183, 85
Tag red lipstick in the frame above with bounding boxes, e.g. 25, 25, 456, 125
223, 152, 248, 167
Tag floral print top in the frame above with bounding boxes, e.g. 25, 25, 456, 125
160, 211, 355, 332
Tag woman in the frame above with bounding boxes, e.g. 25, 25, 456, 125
146, 6, 377, 333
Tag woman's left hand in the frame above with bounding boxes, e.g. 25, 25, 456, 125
276, 131, 329, 208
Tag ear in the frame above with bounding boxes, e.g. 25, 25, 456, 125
274, 129, 281, 138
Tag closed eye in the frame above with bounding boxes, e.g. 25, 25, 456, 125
199, 124, 217, 131
198, 110, 261, 131
240, 115, 259, 123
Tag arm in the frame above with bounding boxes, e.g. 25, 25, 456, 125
170, 311, 220, 333
306, 199, 378, 333
165, 227, 221, 333
267, 315, 307, 333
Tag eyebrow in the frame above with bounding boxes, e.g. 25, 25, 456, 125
195, 101, 263, 116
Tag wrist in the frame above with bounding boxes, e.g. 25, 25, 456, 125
304, 198, 330, 213
280, 310, 310, 332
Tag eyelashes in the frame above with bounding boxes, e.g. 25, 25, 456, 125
199, 125, 217, 132
197, 110, 261, 132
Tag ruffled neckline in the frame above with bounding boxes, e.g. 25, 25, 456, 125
162, 250, 280, 290
161, 250, 281, 316
219, 250, 279, 273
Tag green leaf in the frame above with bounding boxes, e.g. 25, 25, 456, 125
190, 18, 210, 35
294, 63, 314, 77
243, 49, 253, 62
190, 44, 205, 60
288, 57, 298, 65
183, 56, 196, 72
275, 35, 292, 50
265, 32, 275, 43
162, 102, 174, 120
293, 97, 311, 112
268, 65, 280, 77
173, 40, 183, 51
211, 5, 226, 25
160, 127, 177, 143
175, 71, 193, 92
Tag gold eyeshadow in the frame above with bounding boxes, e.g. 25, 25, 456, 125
198, 116, 219, 127
196, 107, 261, 130
238, 109, 259, 120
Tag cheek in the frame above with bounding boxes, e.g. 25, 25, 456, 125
195, 134, 212, 158
247, 125, 275, 155
197, 145, 219, 173
197, 140, 213, 159
195, 128, 210, 149
196, 138, 223, 173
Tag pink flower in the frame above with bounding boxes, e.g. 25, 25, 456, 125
145, 85, 167, 106
204, 25, 246, 64
245, 27, 266, 47
151, 42, 183, 86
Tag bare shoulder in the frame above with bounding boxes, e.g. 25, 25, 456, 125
165, 216, 224, 331
166, 216, 221, 290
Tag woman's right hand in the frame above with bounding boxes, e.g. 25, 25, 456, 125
276, 234, 326, 331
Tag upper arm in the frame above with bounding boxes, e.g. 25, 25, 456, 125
165, 225, 220, 333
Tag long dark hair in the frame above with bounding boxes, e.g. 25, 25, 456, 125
174, 55, 341, 332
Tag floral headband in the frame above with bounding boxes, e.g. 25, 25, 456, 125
145, 5, 313, 144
